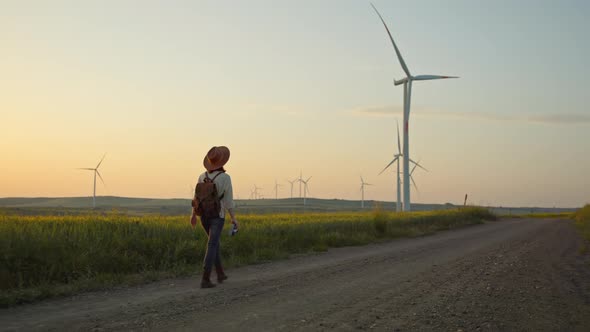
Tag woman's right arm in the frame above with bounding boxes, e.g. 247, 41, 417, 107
227, 208, 238, 228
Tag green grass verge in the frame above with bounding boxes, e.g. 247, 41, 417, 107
0, 207, 495, 307
502, 212, 575, 219
574, 204, 590, 253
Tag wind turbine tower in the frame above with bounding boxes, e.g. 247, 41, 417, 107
371, 3, 457, 211
360, 176, 372, 208
78, 154, 106, 208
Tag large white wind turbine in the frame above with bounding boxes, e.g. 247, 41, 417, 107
360, 176, 372, 208
371, 3, 457, 211
78, 154, 106, 208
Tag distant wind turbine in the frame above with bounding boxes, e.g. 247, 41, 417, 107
253, 185, 262, 200
298, 170, 303, 198
380, 122, 426, 211
371, 3, 457, 211
287, 179, 297, 199
274, 179, 282, 199
399, 159, 428, 197
380, 120, 403, 212
408, 158, 428, 193
300, 176, 312, 206
77, 154, 106, 208
360, 176, 372, 208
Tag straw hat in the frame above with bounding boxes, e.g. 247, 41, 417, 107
203, 146, 230, 172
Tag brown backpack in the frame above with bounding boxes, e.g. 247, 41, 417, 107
192, 172, 225, 218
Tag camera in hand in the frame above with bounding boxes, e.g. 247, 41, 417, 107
229, 223, 238, 236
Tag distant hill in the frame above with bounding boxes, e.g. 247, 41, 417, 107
0, 196, 578, 216
0, 196, 186, 208
0, 196, 447, 215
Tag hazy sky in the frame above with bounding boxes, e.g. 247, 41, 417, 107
1, 0, 589, 207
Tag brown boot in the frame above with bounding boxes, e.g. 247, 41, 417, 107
216, 266, 228, 283
201, 269, 216, 289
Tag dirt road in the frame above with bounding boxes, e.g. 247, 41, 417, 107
2, 218, 589, 331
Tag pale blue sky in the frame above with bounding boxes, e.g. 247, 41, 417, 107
1, 0, 589, 207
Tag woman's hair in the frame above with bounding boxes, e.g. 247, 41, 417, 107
210, 166, 226, 172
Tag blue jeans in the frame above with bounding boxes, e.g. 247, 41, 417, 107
200, 217, 225, 272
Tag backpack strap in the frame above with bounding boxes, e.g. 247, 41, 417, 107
205, 171, 226, 199
210, 170, 225, 182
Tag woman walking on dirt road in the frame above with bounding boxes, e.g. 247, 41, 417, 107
191, 146, 238, 288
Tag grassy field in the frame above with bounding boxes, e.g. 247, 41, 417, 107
0, 207, 496, 306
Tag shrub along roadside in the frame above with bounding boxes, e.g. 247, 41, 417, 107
0, 207, 496, 306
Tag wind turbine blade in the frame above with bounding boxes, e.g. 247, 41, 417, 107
410, 163, 418, 176
96, 154, 106, 169
96, 170, 106, 187
410, 175, 419, 193
396, 119, 401, 154
379, 161, 395, 175
77, 168, 95, 170
306, 176, 312, 182
413, 75, 459, 81
379, 156, 399, 175
360, 175, 364, 184
408, 158, 428, 172
370, 3, 411, 77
